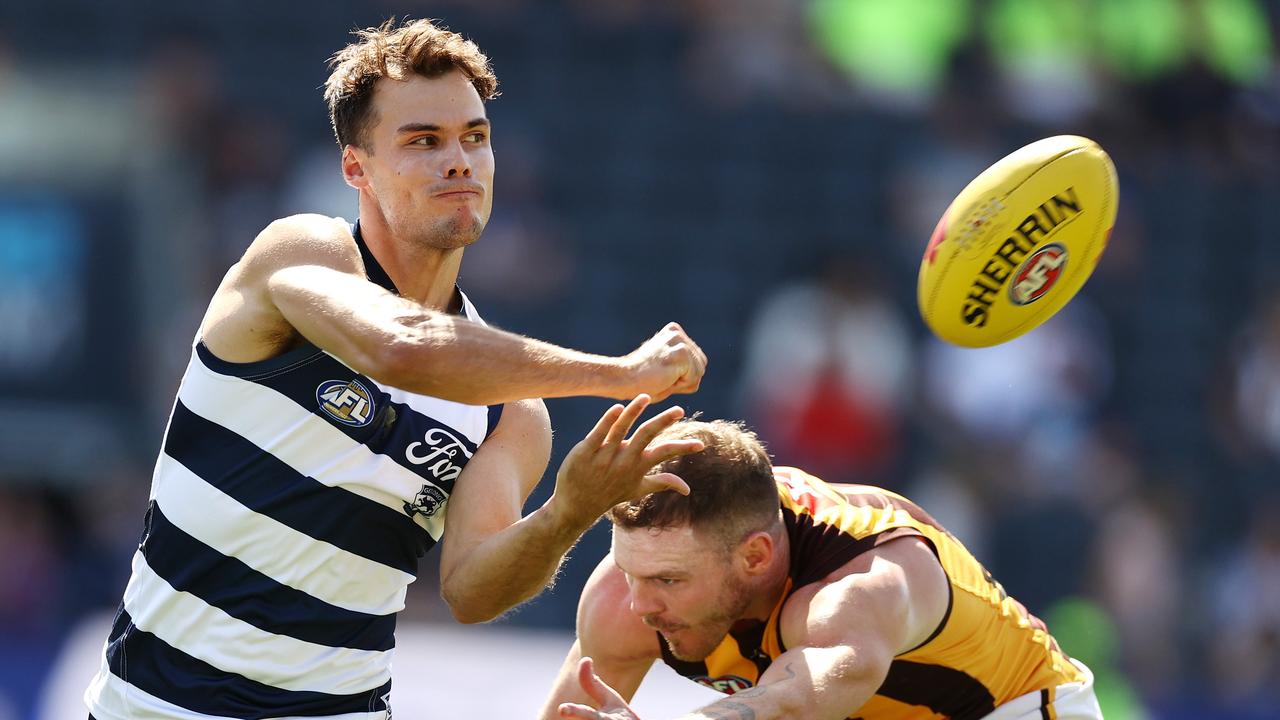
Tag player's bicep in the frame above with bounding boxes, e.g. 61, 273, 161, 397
266, 263, 417, 374
438, 400, 551, 576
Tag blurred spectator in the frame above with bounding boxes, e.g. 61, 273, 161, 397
919, 300, 1112, 498
983, 0, 1099, 125
738, 255, 912, 485
1091, 477, 1183, 696
1208, 497, 1280, 715
684, 0, 834, 109
1224, 294, 1280, 465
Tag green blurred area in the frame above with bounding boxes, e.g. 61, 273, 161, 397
808, 0, 1274, 93
1047, 597, 1150, 720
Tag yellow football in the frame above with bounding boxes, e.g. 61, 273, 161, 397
917, 135, 1118, 347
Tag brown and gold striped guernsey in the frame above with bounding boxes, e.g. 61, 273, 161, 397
659, 467, 1082, 720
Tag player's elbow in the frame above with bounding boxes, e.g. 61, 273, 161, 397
372, 335, 430, 390
448, 604, 499, 625
440, 586, 503, 625
374, 324, 494, 405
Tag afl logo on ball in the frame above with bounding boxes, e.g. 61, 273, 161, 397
317, 379, 376, 427
1009, 243, 1067, 306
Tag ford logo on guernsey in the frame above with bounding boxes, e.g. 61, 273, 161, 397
316, 379, 376, 427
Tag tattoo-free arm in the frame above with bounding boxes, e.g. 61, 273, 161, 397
220, 215, 703, 406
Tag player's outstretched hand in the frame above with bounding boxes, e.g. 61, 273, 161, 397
618, 323, 707, 402
558, 657, 642, 720
552, 395, 704, 528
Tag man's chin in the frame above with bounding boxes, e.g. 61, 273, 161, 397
661, 633, 718, 663
408, 217, 485, 250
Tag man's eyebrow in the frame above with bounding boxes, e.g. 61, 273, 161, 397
614, 561, 686, 580
396, 118, 489, 134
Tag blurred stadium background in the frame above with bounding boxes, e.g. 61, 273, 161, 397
1, 1, 1278, 718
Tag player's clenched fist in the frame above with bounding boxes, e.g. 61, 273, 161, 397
549, 395, 705, 528
618, 323, 708, 402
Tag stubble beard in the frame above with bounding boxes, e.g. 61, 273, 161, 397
411, 211, 485, 251
662, 576, 755, 662
380, 195, 485, 251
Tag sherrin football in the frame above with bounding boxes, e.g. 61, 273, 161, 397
917, 135, 1118, 347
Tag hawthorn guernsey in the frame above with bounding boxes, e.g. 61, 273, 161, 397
918, 136, 1118, 348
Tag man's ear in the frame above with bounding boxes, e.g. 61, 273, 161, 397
342, 145, 370, 190
738, 530, 775, 577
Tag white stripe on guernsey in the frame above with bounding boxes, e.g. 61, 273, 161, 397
121, 551, 390, 695
381, 384, 490, 446
153, 456, 412, 616
180, 356, 447, 541
86, 663, 388, 720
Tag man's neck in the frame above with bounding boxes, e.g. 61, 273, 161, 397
357, 197, 465, 312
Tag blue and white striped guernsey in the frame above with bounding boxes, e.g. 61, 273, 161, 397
86, 226, 503, 719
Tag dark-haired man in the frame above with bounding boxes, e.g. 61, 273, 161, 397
541, 420, 1103, 720
85, 18, 706, 720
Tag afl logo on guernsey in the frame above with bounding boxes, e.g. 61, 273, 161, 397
692, 675, 753, 694
1009, 243, 1067, 306
316, 379, 376, 427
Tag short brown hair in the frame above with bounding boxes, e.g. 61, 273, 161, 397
608, 420, 780, 548
324, 18, 499, 149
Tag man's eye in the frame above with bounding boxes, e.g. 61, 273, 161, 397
465, 132, 487, 143
411, 136, 437, 146
659, 578, 678, 586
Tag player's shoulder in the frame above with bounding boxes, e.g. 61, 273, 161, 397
780, 536, 942, 649
494, 398, 550, 433
485, 398, 551, 448
482, 398, 553, 469
240, 213, 362, 278
578, 554, 660, 662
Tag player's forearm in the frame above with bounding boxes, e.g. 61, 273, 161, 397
678, 657, 878, 720
379, 315, 628, 405
440, 499, 596, 623
677, 686, 802, 720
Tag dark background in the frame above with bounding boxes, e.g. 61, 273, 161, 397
0, 2, 1277, 718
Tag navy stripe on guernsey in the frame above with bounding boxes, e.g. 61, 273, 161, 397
165, 400, 427, 574
142, 502, 395, 652
193, 342, 494, 500
105, 610, 391, 719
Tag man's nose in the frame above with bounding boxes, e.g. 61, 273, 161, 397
440, 140, 472, 179
629, 587, 663, 617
